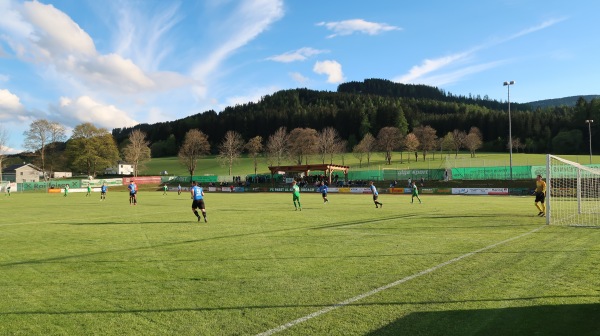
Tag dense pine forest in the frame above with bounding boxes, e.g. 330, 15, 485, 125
113, 79, 600, 157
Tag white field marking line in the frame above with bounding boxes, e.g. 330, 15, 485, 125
256, 225, 546, 336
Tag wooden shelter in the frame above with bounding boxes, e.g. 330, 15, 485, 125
268, 164, 349, 185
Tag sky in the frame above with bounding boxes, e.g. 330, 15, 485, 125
1, 0, 599, 154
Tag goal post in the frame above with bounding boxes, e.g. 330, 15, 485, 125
546, 154, 600, 226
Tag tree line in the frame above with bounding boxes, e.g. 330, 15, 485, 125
113, 79, 600, 157
9, 79, 600, 177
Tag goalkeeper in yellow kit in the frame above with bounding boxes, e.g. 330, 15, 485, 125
534, 174, 546, 217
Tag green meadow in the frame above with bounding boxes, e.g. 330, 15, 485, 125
0, 190, 598, 335
141, 152, 600, 177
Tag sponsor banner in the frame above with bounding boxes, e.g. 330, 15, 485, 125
62, 188, 97, 193
338, 187, 351, 193
269, 187, 290, 192
48, 188, 61, 193
421, 188, 436, 194
350, 187, 371, 194
327, 187, 339, 193
435, 188, 452, 194
21, 180, 82, 191
160, 176, 176, 183
123, 176, 162, 185
82, 178, 123, 187
388, 187, 407, 194
452, 188, 509, 195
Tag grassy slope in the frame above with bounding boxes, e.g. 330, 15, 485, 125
141, 152, 599, 177
0, 191, 598, 335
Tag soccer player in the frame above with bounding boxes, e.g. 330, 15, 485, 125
177, 184, 182, 195
128, 181, 137, 205
5, 185, 10, 196
534, 174, 546, 217
292, 180, 302, 211
191, 181, 207, 222
163, 184, 168, 195
411, 181, 422, 204
100, 183, 107, 201
369, 181, 383, 208
86, 184, 92, 197
319, 181, 329, 204
64, 184, 69, 197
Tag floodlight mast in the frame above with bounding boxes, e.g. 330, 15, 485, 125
503, 80, 515, 180
586, 119, 594, 164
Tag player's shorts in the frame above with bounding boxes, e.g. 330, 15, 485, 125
535, 192, 545, 203
129, 191, 137, 196
192, 199, 205, 210
322, 192, 327, 197
373, 195, 379, 201
101, 191, 106, 195
293, 195, 300, 202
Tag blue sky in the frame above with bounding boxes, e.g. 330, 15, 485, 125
1, 0, 599, 154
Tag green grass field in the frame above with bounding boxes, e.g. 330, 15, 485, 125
141, 152, 600, 177
1, 191, 599, 335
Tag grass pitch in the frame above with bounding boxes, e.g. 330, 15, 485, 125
0, 191, 599, 335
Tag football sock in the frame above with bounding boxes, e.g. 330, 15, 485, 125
535, 203, 542, 212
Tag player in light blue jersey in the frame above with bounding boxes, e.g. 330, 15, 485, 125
177, 184, 182, 195
100, 183, 107, 201
319, 181, 329, 204
191, 181, 207, 222
128, 181, 137, 205
369, 181, 383, 208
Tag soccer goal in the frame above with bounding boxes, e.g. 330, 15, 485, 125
546, 154, 600, 226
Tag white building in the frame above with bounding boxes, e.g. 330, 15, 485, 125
105, 162, 134, 175
2, 163, 44, 183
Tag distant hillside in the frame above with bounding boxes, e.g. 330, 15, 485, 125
527, 95, 600, 109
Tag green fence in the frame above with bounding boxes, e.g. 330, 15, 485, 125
451, 166, 532, 180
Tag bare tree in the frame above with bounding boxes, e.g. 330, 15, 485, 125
218, 130, 245, 175
377, 127, 403, 165
352, 143, 366, 167
0, 125, 8, 183
441, 132, 454, 154
317, 127, 343, 164
404, 132, 420, 163
23, 119, 66, 178
451, 129, 467, 158
413, 125, 438, 161
266, 127, 288, 166
122, 129, 151, 177
465, 127, 483, 157
357, 133, 376, 167
178, 129, 210, 179
245, 135, 263, 176
336, 139, 348, 165
288, 127, 318, 165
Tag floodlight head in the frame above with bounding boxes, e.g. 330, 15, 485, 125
503, 80, 515, 86
586, 119, 594, 123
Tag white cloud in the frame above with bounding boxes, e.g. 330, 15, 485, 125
290, 72, 308, 83
317, 19, 400, 38
0, 1, 192, 96
267, 47, 327, 63
192, 0, 284, 80
395, 18, 566, 85
0, 89, 27, 121
52, 96, 138, 129
22, 1, 96, 57
395, 52, 471, 83
219, 85, 280, 111
313, 60, 344, 84
0, 74, 9, 82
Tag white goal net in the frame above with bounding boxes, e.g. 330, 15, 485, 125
547, 155, 600, 226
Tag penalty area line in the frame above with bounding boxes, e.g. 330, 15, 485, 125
256, 225, 546, 336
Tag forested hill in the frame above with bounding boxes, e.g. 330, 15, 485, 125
112, 78, 599, 156
527, 95, 600, 109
